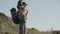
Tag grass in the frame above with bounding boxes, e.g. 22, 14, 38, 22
0, 12, 42, 34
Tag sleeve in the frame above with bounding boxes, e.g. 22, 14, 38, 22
26, 10, 28, 15
17, 1, 22, 9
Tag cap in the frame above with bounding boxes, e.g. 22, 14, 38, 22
22, 2, 27, 5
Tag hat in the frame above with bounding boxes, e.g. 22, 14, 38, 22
22, 2, 27, 5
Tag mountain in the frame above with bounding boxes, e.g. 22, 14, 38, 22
0, 12, 43, 34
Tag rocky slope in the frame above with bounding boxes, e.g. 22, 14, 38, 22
0, 12, 43, 34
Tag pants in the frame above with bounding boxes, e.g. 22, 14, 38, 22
19, 23, 26, 34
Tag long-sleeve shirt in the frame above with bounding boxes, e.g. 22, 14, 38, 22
17, 6, 28, 21
23, 8, 28, 20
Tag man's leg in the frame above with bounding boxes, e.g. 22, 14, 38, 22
24, 23, 26, 34
19, 23, 26, 34
19, 18, 26, 34
19, 23, 24, 34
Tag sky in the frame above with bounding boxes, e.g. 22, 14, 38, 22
0, 0, 60, 31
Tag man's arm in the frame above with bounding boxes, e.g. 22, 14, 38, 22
26, 10, 28, 16
17, 0, 22, 9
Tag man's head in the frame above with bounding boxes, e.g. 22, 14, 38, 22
22, 2, 27, 7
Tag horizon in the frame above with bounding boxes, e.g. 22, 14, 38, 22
0, 0, 60, 31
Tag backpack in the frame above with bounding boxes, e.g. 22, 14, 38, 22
10, 8, 25, 24
10, 8, 19, 24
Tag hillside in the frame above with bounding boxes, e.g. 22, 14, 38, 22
0, 12, 43, 34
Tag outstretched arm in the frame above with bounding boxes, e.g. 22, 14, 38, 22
17, 0, 23, 9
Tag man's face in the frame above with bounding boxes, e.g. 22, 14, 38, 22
23, 5, 27, 8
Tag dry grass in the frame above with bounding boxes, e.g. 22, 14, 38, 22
0, 12, 43, 34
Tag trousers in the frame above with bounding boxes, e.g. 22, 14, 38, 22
19, 22, 26, 34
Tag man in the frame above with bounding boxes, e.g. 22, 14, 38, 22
17, 2, 28, 34
21, 2, 28, 21
21, 2, 28, 34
